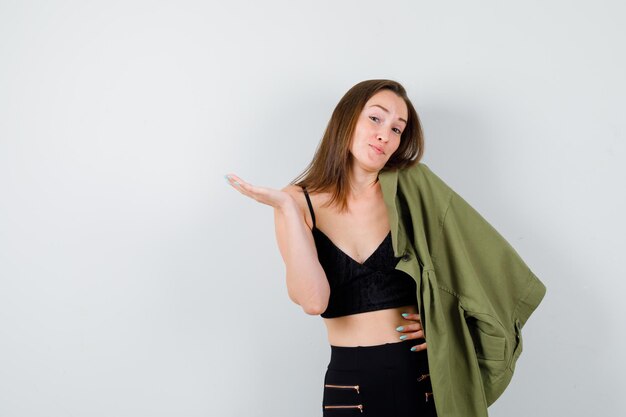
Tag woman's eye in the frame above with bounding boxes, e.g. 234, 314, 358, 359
393, 128, 402, 134
369, 116, 380, 122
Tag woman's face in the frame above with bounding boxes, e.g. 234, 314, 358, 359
349, 89, 408, 173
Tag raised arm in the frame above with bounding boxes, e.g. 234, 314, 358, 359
224, 174, 329, 315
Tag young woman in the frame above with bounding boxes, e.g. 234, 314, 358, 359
225, 79, 545, 417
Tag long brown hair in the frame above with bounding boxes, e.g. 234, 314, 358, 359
291, 79, 424, 213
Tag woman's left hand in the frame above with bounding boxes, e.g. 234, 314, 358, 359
396, 313, 427, 352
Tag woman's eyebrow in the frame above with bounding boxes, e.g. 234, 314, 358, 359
368, 104, 407, 124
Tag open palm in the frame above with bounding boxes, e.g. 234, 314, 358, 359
225, 173, 291, 209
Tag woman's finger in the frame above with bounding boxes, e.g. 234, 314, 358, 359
396, 323, 422, 333
225, 174, 248, 191
225, 174, 263, 199
396, 320, 425, 341
397, 330, 424, 341
410, 342, 427, 352
401, 312, 421, 322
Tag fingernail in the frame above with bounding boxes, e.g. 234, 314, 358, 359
396, 326, 404, 331
400, 335, 408, 340
402, 313, 409, 318
410, 347, 417, 351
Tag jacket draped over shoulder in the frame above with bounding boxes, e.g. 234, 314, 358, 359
378, 163, 546, 417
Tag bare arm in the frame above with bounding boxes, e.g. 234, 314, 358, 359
274, 189, 330, 315
225, 173, 329, 315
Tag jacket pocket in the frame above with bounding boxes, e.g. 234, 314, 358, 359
471, 327, 506, 361
463, 309, 508, 381
464, 312, 506, 362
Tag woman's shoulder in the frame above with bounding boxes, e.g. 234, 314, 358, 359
282, 183, 332, 201
281, 184, 308, 208
281, 183, 304, 195
281, 184, 315, 230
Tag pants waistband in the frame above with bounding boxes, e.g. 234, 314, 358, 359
328, 339, 425, 370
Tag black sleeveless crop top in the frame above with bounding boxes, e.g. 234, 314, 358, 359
302, 187, 418, 318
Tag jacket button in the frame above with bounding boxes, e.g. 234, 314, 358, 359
401, 253, 412, 261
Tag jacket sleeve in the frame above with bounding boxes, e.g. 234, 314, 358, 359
432, 187, 547, 406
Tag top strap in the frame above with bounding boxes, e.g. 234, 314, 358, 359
301, 186, 316, 228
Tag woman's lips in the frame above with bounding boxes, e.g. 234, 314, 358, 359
370, 144, 384, 154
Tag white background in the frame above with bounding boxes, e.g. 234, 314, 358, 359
1, 1, 624, 416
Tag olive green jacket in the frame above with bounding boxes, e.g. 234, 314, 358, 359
378, 162, 546, 417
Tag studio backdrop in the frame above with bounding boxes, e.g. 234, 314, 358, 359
1, 1, 624, 416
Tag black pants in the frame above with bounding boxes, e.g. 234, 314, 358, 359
322, 338, 437, 416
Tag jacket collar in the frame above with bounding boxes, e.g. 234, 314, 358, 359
378, 169, 401, 256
